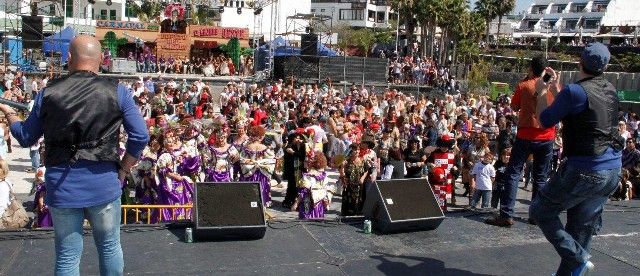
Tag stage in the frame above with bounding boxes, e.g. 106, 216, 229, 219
1, 200, 639, 275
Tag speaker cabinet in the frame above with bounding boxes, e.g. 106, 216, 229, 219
193, 182, 267, 240
109, 58, 137, 73
363, 179, 445, 234
300, 33, 318, 57
21, 16, 43, 49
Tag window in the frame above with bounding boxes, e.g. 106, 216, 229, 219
339, 9, 364, 20
572, 4, 586, 12
320, 9, 325, 12
565, 20, 578, 30
49, 4, 56, 16
311, 9, 316, 13
100, 9, 108, 20
368, 10, 375, 21
585, 19, 600, 29
109, 9, 116, 20
65, 0, 73, 17
376, 11, 385, 23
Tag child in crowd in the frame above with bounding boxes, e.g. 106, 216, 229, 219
33, 146, 51, 228
469, 152, 495, 209
613, 169, 633, 201
491, 148, 511, 209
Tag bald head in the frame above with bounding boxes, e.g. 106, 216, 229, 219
68, 35, 102, 72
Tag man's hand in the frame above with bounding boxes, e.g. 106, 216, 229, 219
535, 67, 560, 97
535, 67, 560, 123
0, 103, 14, 114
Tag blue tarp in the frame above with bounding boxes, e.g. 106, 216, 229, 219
42, 26, 74, 64
260, 36, 339, 57
254, 36, 339, 70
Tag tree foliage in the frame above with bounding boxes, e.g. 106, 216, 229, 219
475, 0, 498, 45
130, 0, 164, 23
102, 31, 128, 54
468, 59, 491, 94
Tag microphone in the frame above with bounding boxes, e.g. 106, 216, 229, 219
0, 98, 30, 111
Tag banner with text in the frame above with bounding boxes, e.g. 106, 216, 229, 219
156, 33, 190, 58
190, 26, 249, 40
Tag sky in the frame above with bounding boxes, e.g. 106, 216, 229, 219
469, 0, 535, 14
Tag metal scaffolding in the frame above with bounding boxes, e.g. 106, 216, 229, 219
2, 0, 65, 72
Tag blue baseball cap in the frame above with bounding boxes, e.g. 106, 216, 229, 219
581, 42, 610, 74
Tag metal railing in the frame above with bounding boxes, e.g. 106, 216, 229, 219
121, 205, 192, 224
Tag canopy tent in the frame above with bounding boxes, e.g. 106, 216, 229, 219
254, 36, 339, 70
42, 26, 75, 64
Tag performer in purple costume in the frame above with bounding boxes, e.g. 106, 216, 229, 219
179, 121, 205, 182
239, 126, 276, 207
231, 120, 249, 180
204, 117, 239, 182
297, 153, 335, 219
34, 172, 53, 227
157, 130, 193, 221
133, 136, 161, 223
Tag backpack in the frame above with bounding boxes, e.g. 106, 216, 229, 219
0, 181, 30, 229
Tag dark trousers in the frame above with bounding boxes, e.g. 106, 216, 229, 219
282, 172, 298, 206
499, 138, 553, 219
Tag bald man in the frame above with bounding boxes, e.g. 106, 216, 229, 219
0, 35, 149, 275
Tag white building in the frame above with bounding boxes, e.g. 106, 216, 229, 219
515, 0, 640, 43
219, 0, 311, 42
0, 0, 311, 42
310, 0, 393, 29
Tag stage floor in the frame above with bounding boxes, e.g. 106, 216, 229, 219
1, 200, 639, 276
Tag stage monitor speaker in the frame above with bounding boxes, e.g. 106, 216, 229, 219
300, 33, 318, 57
109, 58, 137, 74
363, 179, 445, 234
21, 16, 43, 49
193, 182, 267, 240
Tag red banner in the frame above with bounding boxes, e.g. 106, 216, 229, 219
156, 33, 190, 59
190, 26, 249, 39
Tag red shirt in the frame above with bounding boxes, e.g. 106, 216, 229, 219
252, 108, 267, 126
511, 77, 555, 141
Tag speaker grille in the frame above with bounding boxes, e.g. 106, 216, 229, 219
195, 182, 264, 227
21, 16, 43, 49
377, 179, 443, 221
300, 33, 318, 56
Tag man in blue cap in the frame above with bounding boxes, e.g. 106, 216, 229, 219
529, 43, 623, 275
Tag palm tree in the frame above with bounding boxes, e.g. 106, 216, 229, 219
436, 0, 467, 64
475, 0, 498, 47
131, 0, 163, 23
495, 0, 516, 48
389, 0, 419, 56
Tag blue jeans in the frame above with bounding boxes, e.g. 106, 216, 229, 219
499, 138, 553, 218
471, 189, 491, 208
30, 149, 40, 169
50, 197, 123, 276
530, 163, 619, 276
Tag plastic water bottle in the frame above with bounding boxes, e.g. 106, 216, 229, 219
185, 227, 193, 243
363, 220, 372, 234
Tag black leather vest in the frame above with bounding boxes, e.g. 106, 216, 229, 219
41, 71, 122, 166
562, 76, 624, 157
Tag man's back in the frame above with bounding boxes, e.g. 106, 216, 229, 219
511, 77, 555, 141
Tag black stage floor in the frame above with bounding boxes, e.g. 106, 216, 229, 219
1, 201, 639, 276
